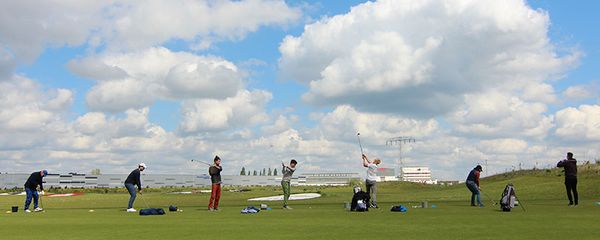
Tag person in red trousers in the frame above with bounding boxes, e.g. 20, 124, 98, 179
208, 155, 222, 211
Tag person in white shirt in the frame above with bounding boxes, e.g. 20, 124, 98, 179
362, 154, 381, 208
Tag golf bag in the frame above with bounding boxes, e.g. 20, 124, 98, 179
139, 208, 165, 216
390, 205, 407, 212
169, 205, 178, 212
241, 206, 260, 214
500, 184, 517, 212
351, 190, 370, 212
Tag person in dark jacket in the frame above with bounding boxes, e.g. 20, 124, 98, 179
557, 152, 578, 206
23, 170, 48, 212
125, 163, 146, 212
466, 165, 483, 207
208, 156, 222, 211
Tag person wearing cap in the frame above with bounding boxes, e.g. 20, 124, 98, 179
208, 156, 222, 211
124, 163, 146, 212
466, 165, 484, 207
23, 170, 48, 212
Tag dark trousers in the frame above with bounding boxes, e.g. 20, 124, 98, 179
565, 177, 578, 205
466, 181, 482, 206
125, 183, 137, 209
24, 187, 39, 210
208, 183, 222, 209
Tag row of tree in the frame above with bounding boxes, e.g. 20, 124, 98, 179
240, 167, 278, 176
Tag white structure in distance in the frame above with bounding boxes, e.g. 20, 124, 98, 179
400, 167, 437, 184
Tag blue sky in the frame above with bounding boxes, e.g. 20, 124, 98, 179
1, 0, 599, 179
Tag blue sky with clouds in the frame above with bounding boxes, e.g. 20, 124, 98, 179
1, 0, 599, 179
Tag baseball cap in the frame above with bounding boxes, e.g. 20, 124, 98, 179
139, 163, 147, 168
42, 170, 49, 176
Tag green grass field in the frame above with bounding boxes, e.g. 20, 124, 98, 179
1, 166, 599, 240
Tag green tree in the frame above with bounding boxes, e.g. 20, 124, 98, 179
268, 168, 272, 176
253, 170, 258, 176
90, 169, 101, 175
262, 168, 266, 176
240, 167, 246, 176
273, 168, 278, 176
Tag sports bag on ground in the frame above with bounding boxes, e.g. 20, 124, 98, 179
139, 208, 166, 216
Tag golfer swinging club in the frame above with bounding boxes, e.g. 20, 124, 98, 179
466, 165, 484, 207
282, 159, 297, 209
125, 163, 146, 212
362, 154, 380, 208
208, 156, 222, 211
557, 152, 578, 206
23, 170, 48, 212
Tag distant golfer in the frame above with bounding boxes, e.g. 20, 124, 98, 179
362, 154, 380, 208
281, 159, 297, 209
466, 165, 484, 207
208, 156, 222, 211
557, 152, 578, 206
125, 163, 146, 212
23, 170, 48, 213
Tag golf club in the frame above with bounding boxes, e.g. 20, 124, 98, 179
39, 191, 45, 212
481, 190, 498, 206
191, 159, 212, 167
139, 192, 150, 209
357, 132, 364, 155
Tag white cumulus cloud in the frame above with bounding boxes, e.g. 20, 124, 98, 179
279, 0, 578, 117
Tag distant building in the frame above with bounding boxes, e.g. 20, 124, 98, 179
299, 173, 361, 186
375, 168, 398, 182
400, 167, 435, 184
0, 172, 361, 189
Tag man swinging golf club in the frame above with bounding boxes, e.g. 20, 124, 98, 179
125, 163, 146, 212
208, 156, 222, 211
557, 152, 578, 206
281, 159, 297, 210
23, 170, 48, 213
466, 165, 484, 207
362, 154, 380, 208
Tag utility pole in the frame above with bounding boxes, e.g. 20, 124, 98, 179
386, 136, 416, 180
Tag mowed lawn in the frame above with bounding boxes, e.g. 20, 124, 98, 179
1, 168, 599, 240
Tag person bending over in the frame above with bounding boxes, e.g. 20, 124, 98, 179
125, 163, 146, 212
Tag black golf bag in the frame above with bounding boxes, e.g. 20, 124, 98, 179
500, 184, 517, 212
351, 190, 370, 212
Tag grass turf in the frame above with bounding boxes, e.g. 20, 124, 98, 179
1, 166, 599, 240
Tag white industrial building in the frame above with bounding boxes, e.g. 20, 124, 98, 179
400, 167, 436, 184
0, 172, 361, 189
375, 168, 398, 182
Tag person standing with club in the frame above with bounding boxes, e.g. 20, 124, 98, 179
208, 156, 223, 211
281, 159, 297, 210
362, 154, 380, 208
125, 163, 146, 212
23, 170, 48, 213
466, 165, 484, 207
557, 152, 578, 206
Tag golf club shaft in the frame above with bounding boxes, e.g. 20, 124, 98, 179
191, 159, 212, 166
139, 193, 150, 208
481, 190, 497, 205
357, 133, 364, 155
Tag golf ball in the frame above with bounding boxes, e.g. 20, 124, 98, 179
6, 211, 11, 214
